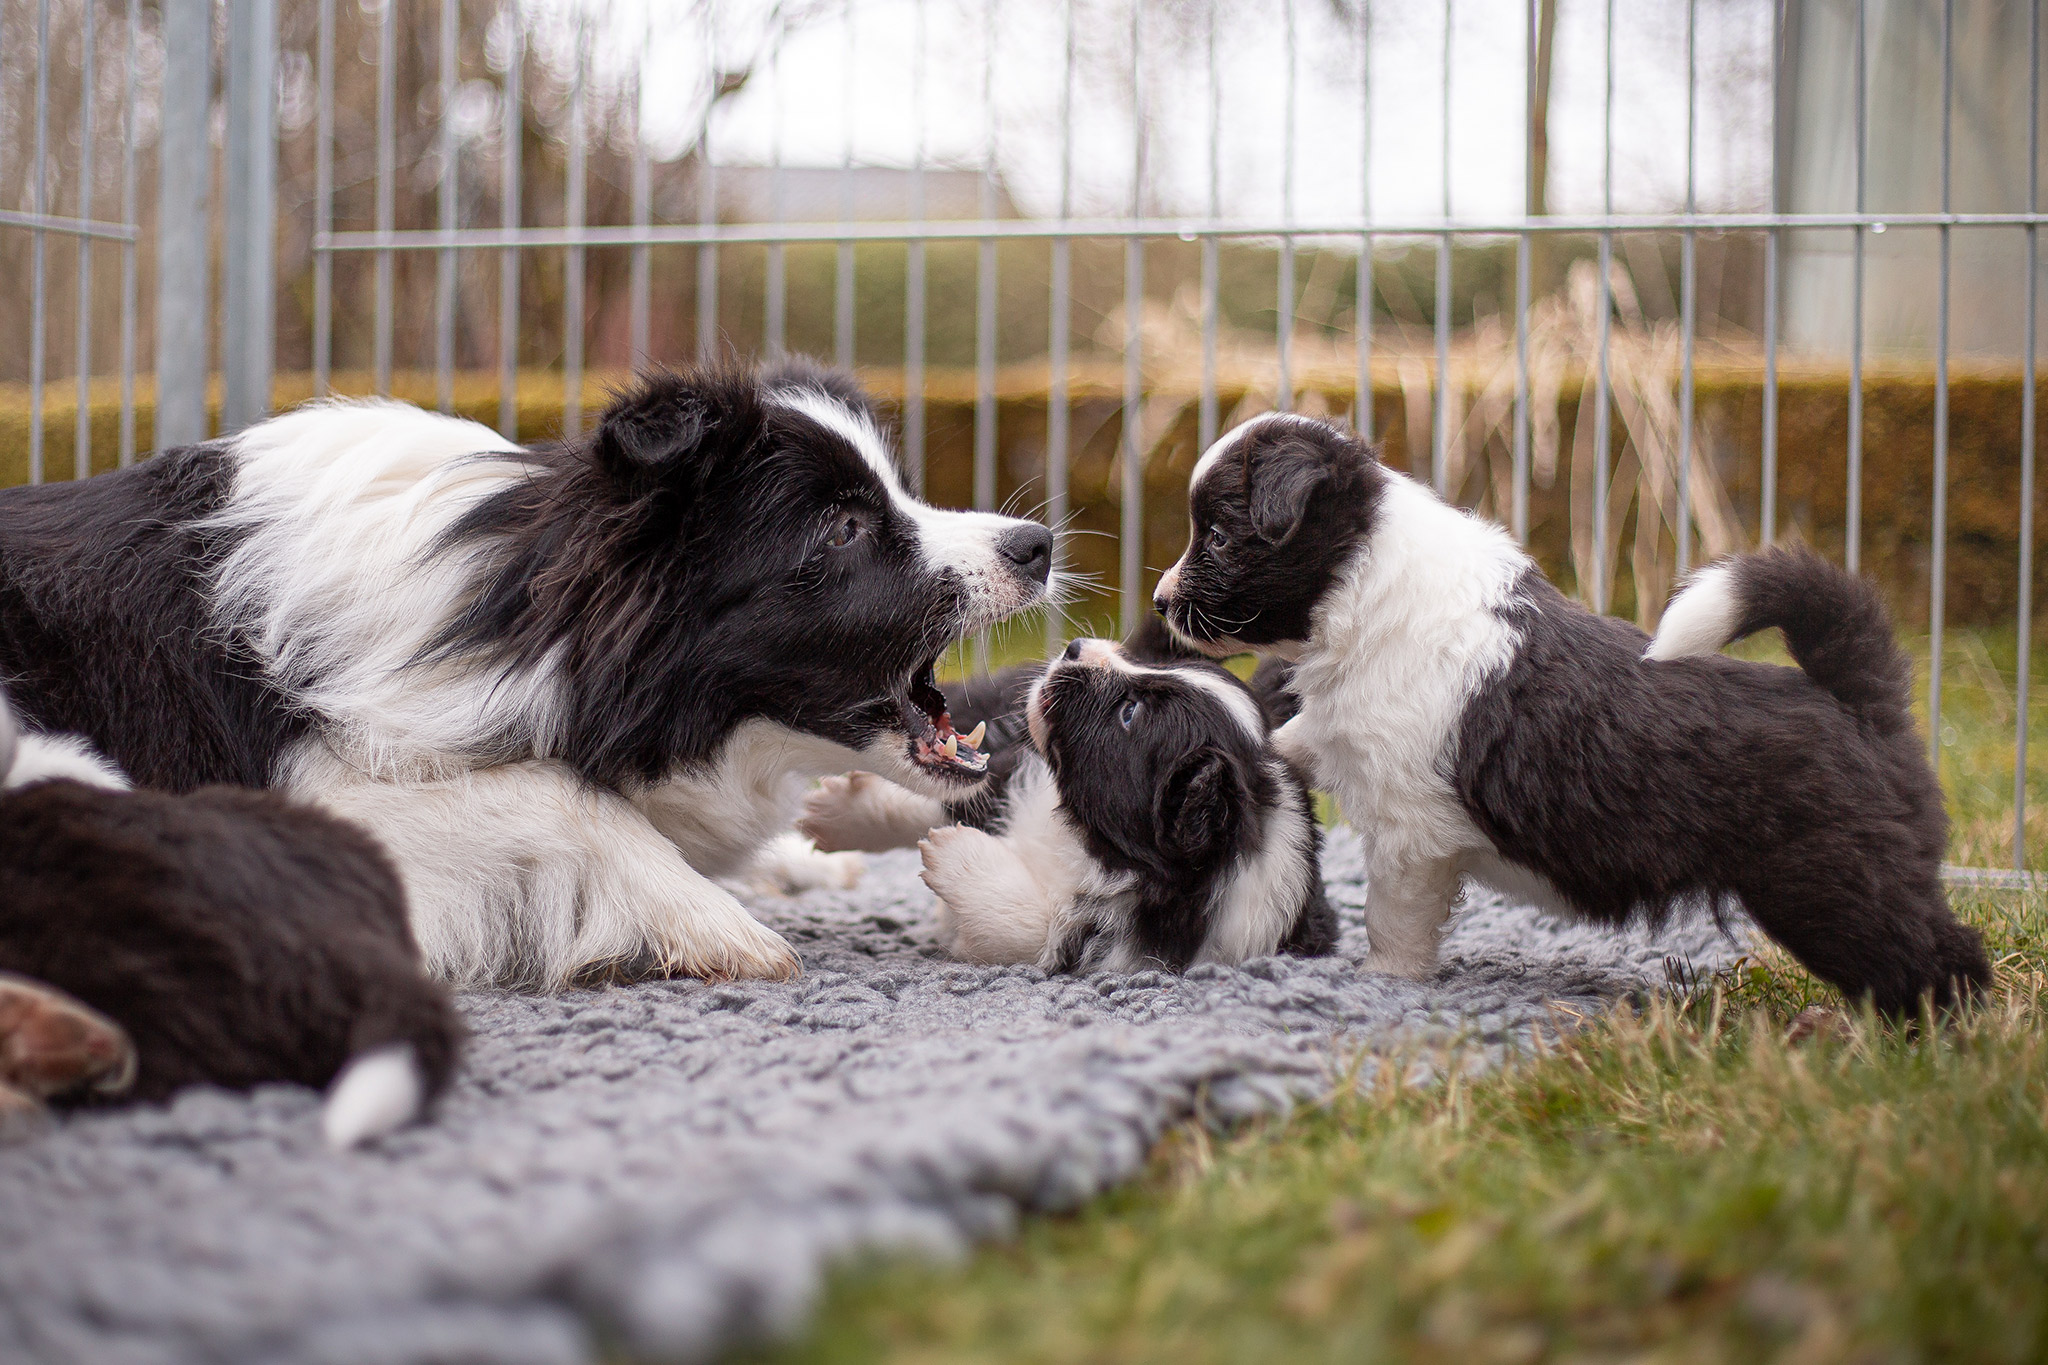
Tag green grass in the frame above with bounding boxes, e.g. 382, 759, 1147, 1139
750, 632, 2048, 1365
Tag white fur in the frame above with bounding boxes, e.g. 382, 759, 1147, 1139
727, 831, 865, 897
322, 1044, 423, 1149
1277, 469, 1528, 978
1197, 757, 1318, 965
1645, 562, 1740, 661
2, 732, 130, 792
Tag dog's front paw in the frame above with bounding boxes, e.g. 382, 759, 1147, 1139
739, 831, 864, 895
798, 772, 883, 852
646, 893, 804, 983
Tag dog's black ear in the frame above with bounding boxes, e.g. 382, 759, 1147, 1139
1158, 747, 1243, 865
592, 372, 757, 483
1249, 454, 1325, 544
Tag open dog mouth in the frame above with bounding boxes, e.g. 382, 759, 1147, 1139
899, 655, 989, 781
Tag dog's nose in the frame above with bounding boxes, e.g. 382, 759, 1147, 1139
1063, 638, 1085, 662
1152, 594, 1169, 618
996, 524, 1054, 586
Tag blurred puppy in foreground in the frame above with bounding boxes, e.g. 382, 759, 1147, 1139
1154, 412, 1990, 1015
0, 690, 461, 1147
800, 621, 1335, 973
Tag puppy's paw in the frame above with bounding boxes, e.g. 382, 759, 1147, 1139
917, 824, 1004, 906
800, 771, 944, 852
1360, 946, 1441, 981
738, 832, 865, 895
0, 973, 136, 1099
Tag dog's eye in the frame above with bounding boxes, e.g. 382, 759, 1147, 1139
1118, 698, 1141, 729
1206, 524, 1228, 552
825, 513, 867, 549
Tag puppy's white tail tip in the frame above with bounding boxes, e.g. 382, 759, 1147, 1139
322, 1044, 423, 1150
1644, 562, 1741, 662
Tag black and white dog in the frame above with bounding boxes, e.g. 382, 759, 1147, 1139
800, 625, 1335, 972
1154, 412, 1991, 1014
0, 361, 1054, 990
0, 692, 460, 1146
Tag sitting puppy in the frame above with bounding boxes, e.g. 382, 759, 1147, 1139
0, 693, 462, 1146
801, 631, 1336, 972
1153, 412, 1991, 1015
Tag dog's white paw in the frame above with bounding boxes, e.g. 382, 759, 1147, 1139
641, 889, 804, 983
917, 823, 1002, 906
800, 771, 944, 852
738, 832, 865, 895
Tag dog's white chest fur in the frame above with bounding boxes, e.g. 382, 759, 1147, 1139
1279, 473, 1531, 973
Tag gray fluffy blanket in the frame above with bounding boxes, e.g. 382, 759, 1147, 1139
0, 830, 1743, 1365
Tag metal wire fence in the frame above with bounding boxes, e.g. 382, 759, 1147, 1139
3, 0, 2046, 872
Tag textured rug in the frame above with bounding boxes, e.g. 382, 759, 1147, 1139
0, 829, 1745, 1365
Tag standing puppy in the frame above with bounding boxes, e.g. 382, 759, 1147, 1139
1154, 413, 1989, 1014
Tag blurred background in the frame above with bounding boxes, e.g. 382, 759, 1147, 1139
2, 0, 2044, 643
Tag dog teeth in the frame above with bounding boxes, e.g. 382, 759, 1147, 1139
941, 735, 958, 760
964, 721, 986, 750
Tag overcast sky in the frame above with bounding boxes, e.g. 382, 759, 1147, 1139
526, 0, 1776, 226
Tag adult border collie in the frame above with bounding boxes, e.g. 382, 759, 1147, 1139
799, 624, 1334, 972
0, 361, 1054, 991
1153, 412, 1990, 1015
0, 693, 459, 1147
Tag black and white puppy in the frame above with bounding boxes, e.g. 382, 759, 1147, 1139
1154, 412, 1991, 1014
0, 692, 461, 1147
800, 628, 1335, 972
0, 360, 1053, 990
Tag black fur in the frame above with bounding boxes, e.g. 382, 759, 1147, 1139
0, 447, 308, 790
1158, 417, 1384, 651
1453, 552, 1989, 1015
953, 638, 1335, 972
0, 777, 461, 1105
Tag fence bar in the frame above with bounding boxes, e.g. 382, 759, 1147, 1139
28, 0, 48, 483
1762, 0, 1781, 549
155, 0, 209, 450
1046, 0, 1075, 653
498, 2, 523, 440
313, 0, 334, 397
696, 10, 718, 363
1277, 0, 1295, 412
319, 210, 2048, 254
1592, 0, 1614, 613
1513, 233, 1530, 543
630, 10, 651, 367
1121, 0, 1145, 636
0, 208, 134, 239
563, 21, 588, 437
374, 0, 395, 396
834, 0, 856, 369
1200, 0, 1220, 456
2019, 0, 2041, 872
1356, 0, 1372, 441
117, 0, 138, 465
904, 0, 928, 496
435, 0, 458, 412
973, 0, 999, 668
222, 0, 277, 435
1676, 0, 1696, 577
1930, 0, 1954, 773
1433, 1, 1452, 495
73, 0, 94, 481
1847, 0, 1866, 572
766, 39, 786, 359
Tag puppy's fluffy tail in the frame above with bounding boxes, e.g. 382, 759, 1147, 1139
1647, 547, 1912, 731
321, 980, 463, 1151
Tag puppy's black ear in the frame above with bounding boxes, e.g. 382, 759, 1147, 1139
1158, 747, 1243, 865
1249, 454, 1326, 544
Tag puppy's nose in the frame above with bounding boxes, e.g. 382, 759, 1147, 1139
996, 524, 1054, 586
1063, 638, 1085, 662
1152, 594, 1169, 618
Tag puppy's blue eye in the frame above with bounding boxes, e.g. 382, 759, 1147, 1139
1118, 698, 1141, 729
